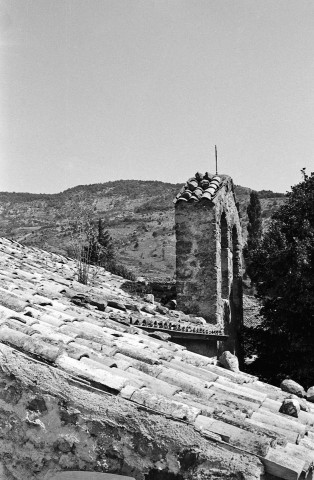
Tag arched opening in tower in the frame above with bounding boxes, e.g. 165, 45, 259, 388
232, 225, 240, 305
220, 213, 229, 300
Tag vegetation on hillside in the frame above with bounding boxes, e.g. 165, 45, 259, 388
67, 212, 136, 284
256, 190, 286, 198
243, 171, 314, 387
0, 179, 286, 280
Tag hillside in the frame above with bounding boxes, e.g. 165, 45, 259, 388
0, 179, 285, 280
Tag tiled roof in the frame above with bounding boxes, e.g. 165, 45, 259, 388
0, 237, 314, 479
173, 172, 231, 204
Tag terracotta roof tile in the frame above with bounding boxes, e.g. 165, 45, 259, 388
130, 387, 200, 422
55, 354, 128, 392
173, 391, 215, 417
2, 317, 36, 336
113, 353, 162, 377
114, 342, 161, 365
263, 446, 306, 478
0, 287, 29, 312
64, 341, 93, 360
214, 376, 267, 402
174, 173, 230, 204
202, 362, 257, 384
73, 337, 103, 352
33, 329, 74, 346
126, 365, 181, 397
112, 354, 133, 371
0, 304, 27, 323
195, 415, 272, 456
210, 389, 261, 414
157, 365, 214, 399
168, 358, 218, 383
280, 442, 314, 475
24, 306, 65, 327
0, 325, 60, 362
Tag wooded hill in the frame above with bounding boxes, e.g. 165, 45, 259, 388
0, 180, 285, 280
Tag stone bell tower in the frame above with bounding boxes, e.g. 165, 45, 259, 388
174, 172, 243, 356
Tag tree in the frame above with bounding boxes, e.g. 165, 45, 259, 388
247, 191, 262, 246
86, 219, 136, 281
243, 191, 262, 267
88, 219, 115, 266
246, 172, 314, 387
243, 191, 262, 287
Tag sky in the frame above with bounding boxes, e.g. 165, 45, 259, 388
0, 0, 314, 194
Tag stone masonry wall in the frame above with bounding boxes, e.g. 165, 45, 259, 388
175, 176, 243, 356
175, 202, 217, 322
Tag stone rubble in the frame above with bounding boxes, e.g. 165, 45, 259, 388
279, 398, 301, 418
307, 386, 314, 403
280, 379, 306, 398
218, 350, 240, 372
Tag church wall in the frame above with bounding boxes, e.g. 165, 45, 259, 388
175, 176, 243, 357
175, 201, 217, 323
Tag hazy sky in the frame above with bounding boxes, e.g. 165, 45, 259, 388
1, 0, 314, 194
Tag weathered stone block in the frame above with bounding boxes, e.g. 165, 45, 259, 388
280, 379, 306, 398
218, 351, 239, 372
306, 386, 314, 403
279, 398, 300, 418
143, 294, 154, 304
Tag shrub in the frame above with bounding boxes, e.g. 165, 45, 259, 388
245, 171, 314, 387
104, 260, 136, 281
